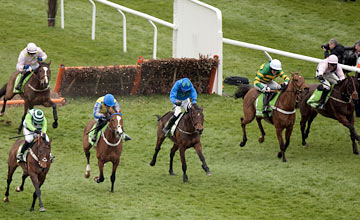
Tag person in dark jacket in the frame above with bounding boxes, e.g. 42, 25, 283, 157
322, 39, 345, 64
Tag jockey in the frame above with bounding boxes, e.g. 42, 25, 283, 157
17, 108, 50, 162
15, 42, 47, 91
162, 78, 199, 135
316, 54, 345, 109
254, 59, 290, 113
92, 94, 131, 142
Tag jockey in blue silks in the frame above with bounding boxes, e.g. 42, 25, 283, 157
162, 78, 200, 135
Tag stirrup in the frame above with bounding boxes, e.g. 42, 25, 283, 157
17, 153, 24, 162
162, 127, 170, 135
317, 104, 325, 110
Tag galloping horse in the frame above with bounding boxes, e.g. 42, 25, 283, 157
150, 105, 211, 182
299, 76, 359, 153
0, 61, 58, 133
4, 135, 51, 212
237, 73, 308, 162
83, 113, 123, 192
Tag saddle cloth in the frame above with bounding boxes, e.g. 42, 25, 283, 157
170, 113, 185, 136
255, 92, 280, 117
13, 72, 33, 93
307, 85, 334, 109
88, 123, 108, 146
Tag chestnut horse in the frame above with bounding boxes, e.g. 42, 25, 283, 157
299, 76, 359, 153
150, 105, 211, 182
83, 113, 123, 192
0, 61, 58, 134
4, 135, 51, 212
237, 73, 308, 162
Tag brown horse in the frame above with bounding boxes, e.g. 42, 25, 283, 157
83, 113, 123, 192
4, 135, 51, 212
0, 61, 58, 134
237, 73, 308, 162
150, 105, 211, 182
299, 76, 359, 153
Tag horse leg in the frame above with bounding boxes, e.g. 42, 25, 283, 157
110, 160, 119, 193
169, 144, 178, 175
300, 111, 317, 147
345, 114, 359, 154
94, 160, 105, 183
240, 109, 255, 147
84, 144, 92, 178
275, 127, 287, 162
29, 175, 45, 212
0, 97, 7, 116
194, 142, 211, 176
42, 100, 58, 128
3, 165, 17, 202
179, 147, 188, 182
16, 173, 29, 192
255, 116, 266, 143
283, 126, 294, 157
150, 134, 165, 166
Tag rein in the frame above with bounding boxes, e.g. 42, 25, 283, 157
27, 67, 50, 92
272, 78, 302, 115
329, 77, 358, 104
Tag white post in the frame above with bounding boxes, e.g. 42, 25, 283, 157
117, 9, 127, 53
148, 20, 157, 59
89, 0, 96, 40
60, 0, 64, 29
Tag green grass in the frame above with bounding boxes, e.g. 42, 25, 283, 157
1, 0, 360, 219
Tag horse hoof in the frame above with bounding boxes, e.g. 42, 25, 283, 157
206, 171, 212, 176
239, 142, 246, 147
258, 136, 264, 143
0, 112, 3, 117
30, 207, 34, 212
84, 172, 90, 179
277, 152, 282, 158
3, 197, 9, 203
15, 186, 21, 192
149, 161, 155, 166
93, 177, 99, 183
183, 176, 188, 182
169, 171, 176, 176
52, 121, 58, 129
39, 207, 46, 212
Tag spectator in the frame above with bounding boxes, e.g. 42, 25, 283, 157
321, 39, 345, 64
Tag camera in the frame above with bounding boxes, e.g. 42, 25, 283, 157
321, 43, 329, 50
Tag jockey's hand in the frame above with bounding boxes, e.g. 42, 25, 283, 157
262, 86, 271, 93
34, 129, 41, 134
318, 75, 325, 82
280, 83, 287, 91
175, 101, 182, 106
37, 57, 43, 62
193, 103, 199, 110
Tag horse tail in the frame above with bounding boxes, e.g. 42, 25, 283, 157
154, 111, 172, 121
234, 84, 252, 99
0, 83, 7, 98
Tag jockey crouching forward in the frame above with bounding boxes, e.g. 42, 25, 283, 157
17, 109, 51, 162
92, 94, 131, 143
15, 42, 47, 91
163, 78, 200, 135
316, 55, 345, 109
254, 59, 290, 113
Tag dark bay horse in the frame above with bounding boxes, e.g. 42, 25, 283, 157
4, 135, 51, 212
237, 73, 308, 162
150, 105, 211, 182
0, 61, 58, 133
83, 113, 123, 192
299, 76, 359, 153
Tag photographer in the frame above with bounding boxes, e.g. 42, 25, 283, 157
322, 39, 345, 63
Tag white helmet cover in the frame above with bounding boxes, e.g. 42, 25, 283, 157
270, 59, 282, 71
26, 43, 37, 54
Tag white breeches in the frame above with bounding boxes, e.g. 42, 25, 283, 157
173, 98, 191, 117
23, 128, 49, 143
254, 80, 280, 92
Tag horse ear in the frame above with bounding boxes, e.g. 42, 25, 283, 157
48, 60, 52, 65
290, 72, 295, 77
297, 68, 301, 75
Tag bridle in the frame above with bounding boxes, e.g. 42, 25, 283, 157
29, 135, 50, 169
178, 107, 204, 135
102, 113, 122, 147
330, 76, 358, 104
28, 63, 50, 92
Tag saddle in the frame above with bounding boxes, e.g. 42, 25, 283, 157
255, 92, 280, 117
169, 113, 185, 136
307, 85, 334, 109
88, 123, 108, 146
13, 72, 34, 93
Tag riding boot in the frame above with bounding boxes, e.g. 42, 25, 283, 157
162, 115, 179, 135
318, 89, 330, 110
91, 119, 106, 142
263, 92, 271, 113
17, 141, 32, 162
121, 129, 132, 141
15, 71, 31, 91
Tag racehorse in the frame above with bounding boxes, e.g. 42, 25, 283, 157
83, 113, 123, 192
0, 61, 58, 134
150, 105, 211, 182
4, 135, 51, 212
237, 73, 308, 162
299, 76, 360, 153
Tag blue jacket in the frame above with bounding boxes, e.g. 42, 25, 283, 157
169, 79, 197, 104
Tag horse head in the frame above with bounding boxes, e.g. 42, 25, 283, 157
288, 72, 309, 103
34, 135, 51, 169
342, 76, 359, 101
37, 61, 51, 89
189, 105, 204, 135
108, 113, 124, 139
